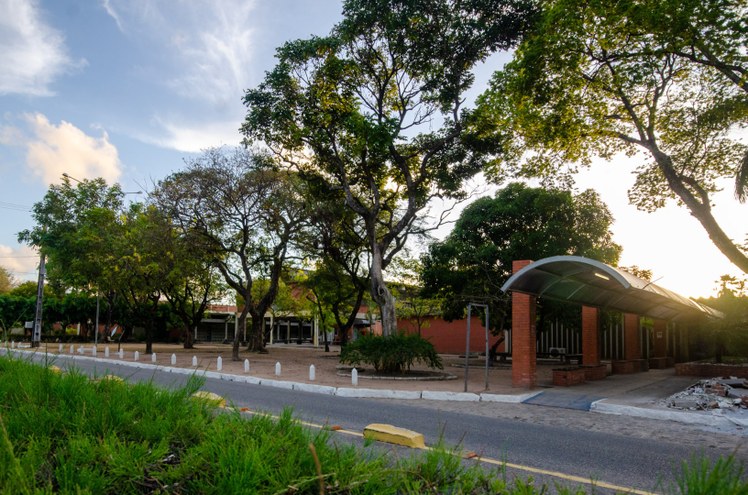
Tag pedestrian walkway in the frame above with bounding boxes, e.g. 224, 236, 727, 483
6, 341, 748, 433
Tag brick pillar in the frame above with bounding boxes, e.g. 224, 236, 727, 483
653, 319, 667, 357
511, 260, 536, 388
623, 313, 641, 360
581, 306, 599, 366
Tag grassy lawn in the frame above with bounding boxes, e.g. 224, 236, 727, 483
0, 355, 744, 494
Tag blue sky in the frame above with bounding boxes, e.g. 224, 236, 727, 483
1, 0, 746, 298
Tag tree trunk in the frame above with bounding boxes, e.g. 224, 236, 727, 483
370, 244, 397, 336
247, 309, 267, 353
182, 325, 194, 349
651, 148, 748, 274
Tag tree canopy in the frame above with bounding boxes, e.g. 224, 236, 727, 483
154, 147, 308, 358
476, 0, 748, 274
421, 183, 621, 329
242, 0, 536, 335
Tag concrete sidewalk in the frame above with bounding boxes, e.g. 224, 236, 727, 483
6, 342, 747, 433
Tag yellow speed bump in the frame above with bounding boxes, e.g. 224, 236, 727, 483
363, 423, 425, 449
191, 391, 227, 408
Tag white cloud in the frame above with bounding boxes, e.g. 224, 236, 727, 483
144, 116, 243, 153
0, 0, 83, 96
12, 113, 123, 185
102, 0, 259, 108
0, 244, 39, 282
101, 0, 124, 32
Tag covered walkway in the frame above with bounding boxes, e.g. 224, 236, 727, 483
501, 256, 722, 388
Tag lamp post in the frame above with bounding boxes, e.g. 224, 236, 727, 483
463, 302, 490, 392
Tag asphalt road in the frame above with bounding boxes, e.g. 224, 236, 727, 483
23, 353, 737, 494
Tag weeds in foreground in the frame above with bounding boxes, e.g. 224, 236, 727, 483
0, 355, 745, 494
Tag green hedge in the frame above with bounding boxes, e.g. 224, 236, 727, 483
339, 332, 443, 373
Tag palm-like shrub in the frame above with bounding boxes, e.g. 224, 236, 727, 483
339, 333, 442, 373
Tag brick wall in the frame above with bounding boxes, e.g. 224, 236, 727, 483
582, 306, 599, 366
623, 313, 641, 360
511, 260, 536, 388
675, 362, 748, 378
399, 316, 502, 354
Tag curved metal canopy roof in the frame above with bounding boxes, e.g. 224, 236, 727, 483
501, 256, 722, 321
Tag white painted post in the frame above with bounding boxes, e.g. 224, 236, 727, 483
78, 346, 83, 354
192, 356, 198, 367
217, 356, 223, 371
351, 368, 358, 386
104, 346, 110, 358
309, 364, 316, 381
275, 362, 281, 376
69, 345, 74, 354
134, 351, 139, 361
58, 343, 63, 353
171, 354, 177, 366
118, 349, 123, 359
151, 353, 157, 363
244, 359, 250, 373
92, 345, 97, 357
11, 341, 15, 349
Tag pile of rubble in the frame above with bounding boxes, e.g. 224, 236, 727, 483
663, 377, 748, 412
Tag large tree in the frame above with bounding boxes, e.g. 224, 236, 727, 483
421, 183, 622, 331
154, 147, 307, 359
477, 0, 748, 274
242, 0, 535, 335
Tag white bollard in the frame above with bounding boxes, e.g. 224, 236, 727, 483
69, 345, 74, 354
92, 345, 97, 357
78, 346, 84, 354
58, 343, 63, 353
118, 349, 123, 359
171, 354, 177, 366
309, 364, 316, 381
192, 356, 198, 367
11, 341, 15, 349
244, 359, 250, 373
151, 353, 157, 364
134, 351, 139, 361
104, 347, 110, 358
217, 356, 223, 371
275, 362, 281, 376
352, 368, 358, 386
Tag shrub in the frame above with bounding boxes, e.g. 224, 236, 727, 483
339, 332, 443, 373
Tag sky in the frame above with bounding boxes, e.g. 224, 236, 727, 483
1, 0, 746, 300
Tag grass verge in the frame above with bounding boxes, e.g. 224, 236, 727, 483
0, 354, 745, 494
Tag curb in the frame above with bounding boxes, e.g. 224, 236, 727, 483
363, 423, 426, 448
481, 390, 543, 403
336, 387, 422, 399
590, 399, 745, 429
422, 391, 480, 402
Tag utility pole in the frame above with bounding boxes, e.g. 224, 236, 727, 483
32, 252, 46, 347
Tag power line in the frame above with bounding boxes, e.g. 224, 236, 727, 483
0, 201, 32, 212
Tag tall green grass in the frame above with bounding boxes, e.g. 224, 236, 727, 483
0, 355, 745, 494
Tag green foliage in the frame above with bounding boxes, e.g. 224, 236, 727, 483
340, 332, 443, 373
672, 455, 748, 495
242, 0, 535, 335
478, 0, 748, 274
0, 266, 15, 294
421, 183, 621, 327
154, 147, 309, 353
1, 356, 746, 493
698, 279, 748, 361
